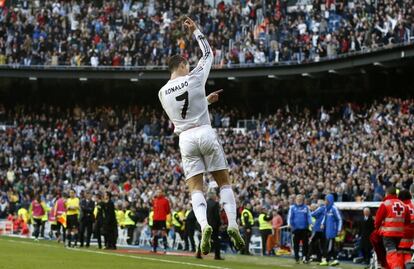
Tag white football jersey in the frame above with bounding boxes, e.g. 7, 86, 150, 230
159, 29, 212, 134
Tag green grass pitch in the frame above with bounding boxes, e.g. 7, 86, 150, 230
0, 236, 363, 269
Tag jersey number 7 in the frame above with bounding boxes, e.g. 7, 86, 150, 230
175, 91, 189, 119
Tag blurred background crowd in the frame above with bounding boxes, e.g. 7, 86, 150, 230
0, 97, 413, 221
0, 0, 413, 67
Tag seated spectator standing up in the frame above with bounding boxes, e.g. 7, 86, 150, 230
288, 195, 312, 264
320, 194, 342, 267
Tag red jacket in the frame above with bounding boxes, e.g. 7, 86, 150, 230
375, 194, 410, 237
153, 195, 170, 221
399, 199, 414, 249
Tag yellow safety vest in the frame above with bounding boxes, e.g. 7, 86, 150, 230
172, 211, 182, 228
116, 210, 126, 226
185, 210, 190, 218
66, 198, 80, 216
148, 211, 154, 227
42, 204, 50, 222
18, 208, 29, 223
241, 209, 254, 226
258, 213, 272, 230
179, 211, 185, 230
123, 210, 135, 226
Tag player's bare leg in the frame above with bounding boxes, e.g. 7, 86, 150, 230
211, 169, 245, 251
188, 174, 212, 255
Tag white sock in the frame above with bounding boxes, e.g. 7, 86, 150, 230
220, 185, 238, 229
191, 191, 208, 231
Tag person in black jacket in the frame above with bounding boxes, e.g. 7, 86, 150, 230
359, 207, 374, 265
184, 206, 197, 252
207, 191, 223, 260
103, 192, 118, 250
79, 191, 95, 247
134, 202, 149, 245
94, 193, 105, 249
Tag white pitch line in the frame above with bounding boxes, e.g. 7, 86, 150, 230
4, 238, 231, 269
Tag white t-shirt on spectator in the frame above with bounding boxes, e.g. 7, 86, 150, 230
91, 56, 99, 67
7, 170, 15, 183
312, 35, 319, 47
123, 0, 131, 13
70, 13, 79, 31
52, 2, 60, 14
254, 51, 266, 64
147, 0, 155, 17
298, 23, 307, 35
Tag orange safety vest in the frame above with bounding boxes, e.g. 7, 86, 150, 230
379, 199, 406, 237
398, 201, 414, 249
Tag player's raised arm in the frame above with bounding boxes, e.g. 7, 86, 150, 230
184, 17, 213, 85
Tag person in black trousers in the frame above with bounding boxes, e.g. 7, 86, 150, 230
185, 207, 197, 252
207, 191, 223, 260
103, 192, 118, 249
359, 207, 374, 265
94, 193, 105, 249
79, 191, 95, 247
241, 203, 254, 255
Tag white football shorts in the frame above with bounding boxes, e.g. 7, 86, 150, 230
179, 125, 229, 180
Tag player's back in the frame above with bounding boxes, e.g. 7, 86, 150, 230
159, 28, 212, 135
159, 74, 210, 134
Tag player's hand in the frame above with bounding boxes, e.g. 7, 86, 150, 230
183, 16, 197, 33
207, 89, 223, 104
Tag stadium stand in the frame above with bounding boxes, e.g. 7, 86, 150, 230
0, 0, 412, 67
0, 97, 413, 216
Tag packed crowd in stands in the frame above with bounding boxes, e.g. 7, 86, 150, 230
0, 0, 413, 68
0, 97, 413, 223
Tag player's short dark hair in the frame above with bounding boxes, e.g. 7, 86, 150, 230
386, 186, 397, 195
168, 55, 188, 73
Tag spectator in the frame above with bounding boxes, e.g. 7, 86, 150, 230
0, 0, 410, 68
